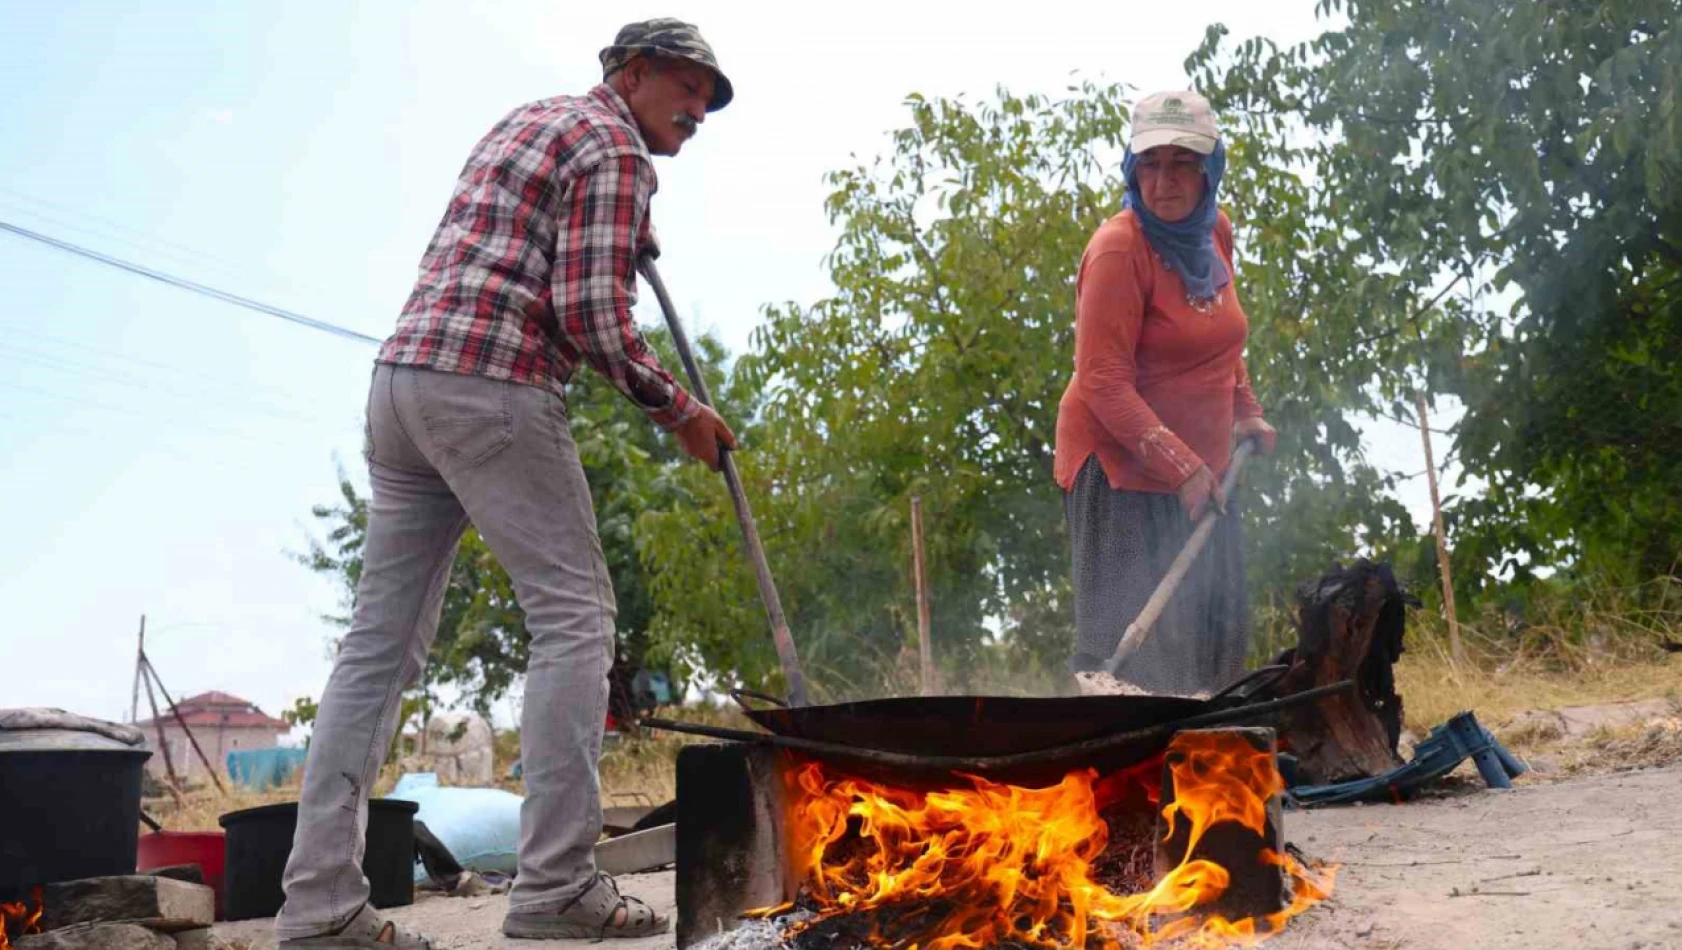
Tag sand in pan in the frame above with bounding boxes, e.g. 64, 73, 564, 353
1074, 669, 1210, 700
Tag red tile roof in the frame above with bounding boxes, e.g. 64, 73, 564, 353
136, 690, 290, 731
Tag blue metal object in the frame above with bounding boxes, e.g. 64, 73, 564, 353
1287, 711, 1527, 807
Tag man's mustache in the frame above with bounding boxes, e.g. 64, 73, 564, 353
673, 114, 699, 135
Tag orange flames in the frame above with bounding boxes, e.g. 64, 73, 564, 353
762, 732, 1336, 949
0, 887, 44, 950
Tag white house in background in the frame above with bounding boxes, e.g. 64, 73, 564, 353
134, 690, 290, 781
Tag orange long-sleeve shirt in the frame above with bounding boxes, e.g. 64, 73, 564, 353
1053, 208, 1265, 494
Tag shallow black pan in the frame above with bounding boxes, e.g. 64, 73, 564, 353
730, 665, 1287, 759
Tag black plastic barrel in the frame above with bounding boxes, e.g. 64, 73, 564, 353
0, 743, 151, 900
218, 799, 419, 921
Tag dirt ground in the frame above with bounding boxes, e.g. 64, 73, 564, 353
212, 872, 677, 950
1284, 763, 1682, 949
216, 763, 1682, 950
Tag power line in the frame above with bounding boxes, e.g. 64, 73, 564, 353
0, 344, 347, 429
0, 324, 353, 412
0, 218, 382, 346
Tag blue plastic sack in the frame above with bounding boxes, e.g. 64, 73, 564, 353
390, 772, 524, 881
226, 747, 308, 791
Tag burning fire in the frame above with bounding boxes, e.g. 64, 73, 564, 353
0, 888, 44, 950
760, 732, 1336, 949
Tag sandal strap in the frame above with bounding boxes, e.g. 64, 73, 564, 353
616, 894, 657, 927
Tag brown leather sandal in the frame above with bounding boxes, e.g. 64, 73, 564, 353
502, 872, 669, 940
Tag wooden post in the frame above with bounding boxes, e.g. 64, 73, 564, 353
911, 496, 934, 696
1414, 391, 1464, 665
144, 656, 228, 795
130, 615, 145, 725
141, 663, 185, 804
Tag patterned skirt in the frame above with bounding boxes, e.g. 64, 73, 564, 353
1064, 456, 1249, 695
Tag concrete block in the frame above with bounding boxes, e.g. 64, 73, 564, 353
16, 922, 175, 950
40, 876, 214, 933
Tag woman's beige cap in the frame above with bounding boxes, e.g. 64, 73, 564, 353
1129, 90, 1219, 154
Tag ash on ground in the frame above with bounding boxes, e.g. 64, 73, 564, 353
687, 913, 813, 950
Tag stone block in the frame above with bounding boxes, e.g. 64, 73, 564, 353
172, 927, 227, 950
16, 922, 175, 950
40, 876, 214, 933
145, 866, 205, 887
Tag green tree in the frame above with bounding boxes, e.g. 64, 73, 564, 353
1191, 0, 1682, 598
296, 328, 741, 714
638, 80, 1413, 697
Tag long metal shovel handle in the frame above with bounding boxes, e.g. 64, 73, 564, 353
637, 255, 811, 707
1103, 439, 1257, 677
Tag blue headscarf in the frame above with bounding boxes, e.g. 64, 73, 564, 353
1121, 140, 1230, 303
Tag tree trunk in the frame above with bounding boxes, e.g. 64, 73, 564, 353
1265, 560, 1416, 785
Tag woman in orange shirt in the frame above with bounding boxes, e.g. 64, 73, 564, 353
1054, 90, 1277, 694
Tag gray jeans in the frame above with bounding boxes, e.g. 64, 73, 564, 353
276, 364, 616, 939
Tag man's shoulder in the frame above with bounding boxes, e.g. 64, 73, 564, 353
501, 87, 649, 166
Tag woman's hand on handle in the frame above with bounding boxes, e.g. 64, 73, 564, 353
1176, 464, 1227, 521
1232, 416, 1277, 456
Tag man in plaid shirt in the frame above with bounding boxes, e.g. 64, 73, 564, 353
277, 19, 735, 948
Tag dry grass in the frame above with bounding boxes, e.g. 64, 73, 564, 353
144, 767, 408, 833
1397, 644, 1679, 737
1395, 590, 1681, 736
144, 783, 294, 833
1385, 581, 1682, 776
598, 701, 755, 803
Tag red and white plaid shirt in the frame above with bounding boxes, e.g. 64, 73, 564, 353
378, 85, 696, 431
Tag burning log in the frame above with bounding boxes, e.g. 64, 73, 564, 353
1263, 560, 1416, 786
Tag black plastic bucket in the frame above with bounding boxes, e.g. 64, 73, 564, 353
0, 745, 151, 900
218, 799, 419, 921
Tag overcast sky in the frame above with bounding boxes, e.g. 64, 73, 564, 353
1, 1, 1453, 734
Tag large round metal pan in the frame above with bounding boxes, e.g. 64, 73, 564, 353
730, 666, 1285, 758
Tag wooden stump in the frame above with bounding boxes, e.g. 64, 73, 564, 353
1265, 560, 1416, 785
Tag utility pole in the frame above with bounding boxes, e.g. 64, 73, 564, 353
131, 615, 145, 724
